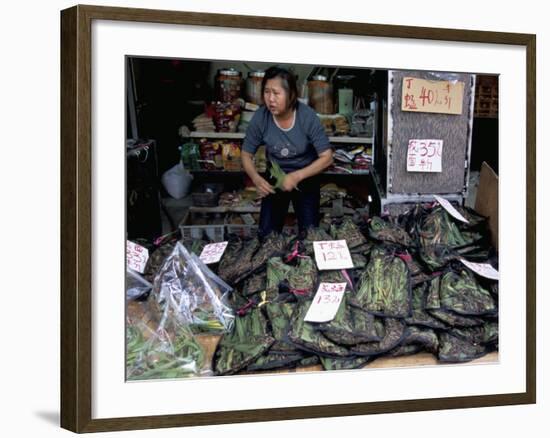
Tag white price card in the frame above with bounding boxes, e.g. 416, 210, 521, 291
313, 240, 354, 270
460, 258, 499, 280
199, 241, 228, 264
304, 282, 347, 323
434, 195, 469, 223
126, 240, 149, 273
407, 139, 443, 172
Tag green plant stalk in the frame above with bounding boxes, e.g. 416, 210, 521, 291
269, 160, 286, 190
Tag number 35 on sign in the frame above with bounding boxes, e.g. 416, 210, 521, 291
407, 139, 443, 172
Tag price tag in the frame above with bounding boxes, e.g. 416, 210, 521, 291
304, 282, 347, 323
313, 240, 354, 270
434, 195, 469, 223
401, 77, 464, 115
199, 241, 228, 264
407, 139, 443, 172
460, 258, 499, 280
126, 240, 149, 273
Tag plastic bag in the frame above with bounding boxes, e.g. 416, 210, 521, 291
189, 252, 233, 298
369, 216, 413, 247
161, 162, 193, 199
179, 141, 201, 170
213, 308, 274, 375
126, 319, 208, 380
152, 242, 234, 334
126, 268, 153, 300
351, 246, 412, 318
330, 217, 367, 249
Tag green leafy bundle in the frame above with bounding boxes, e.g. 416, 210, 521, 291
269, 160, 286, 190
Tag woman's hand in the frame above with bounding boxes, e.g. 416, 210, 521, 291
281, 171, 302, 192
253, 175, 275, 198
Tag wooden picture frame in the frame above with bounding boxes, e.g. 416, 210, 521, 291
60, 4, 536, 433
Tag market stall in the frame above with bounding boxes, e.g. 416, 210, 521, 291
125, 58, 499, 381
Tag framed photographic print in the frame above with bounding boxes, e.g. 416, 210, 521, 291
60, 4, 536, 433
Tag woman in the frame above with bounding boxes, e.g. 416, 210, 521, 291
241, 66, 334, 238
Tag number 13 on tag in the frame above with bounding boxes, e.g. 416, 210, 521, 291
304, 282, 347, 323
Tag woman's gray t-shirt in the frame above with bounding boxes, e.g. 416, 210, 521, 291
242, 102, 331, 172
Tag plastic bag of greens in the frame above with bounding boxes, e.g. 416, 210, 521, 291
350, 246, 412, 318
143, 241, 176, 283
369, 216, 413, 247
126, 268, 153, 300
126, 319, 208, 381
213, 308, 275, 375
152, 242, 234, 334
418, 207, 471, 248
190, 252, 233, 298
330, 216, 367, 249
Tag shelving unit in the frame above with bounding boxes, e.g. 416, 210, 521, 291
184, 130, 374, 176
188, 131, 374, 145
177, 65, 378, 221
188, 168, 370, 176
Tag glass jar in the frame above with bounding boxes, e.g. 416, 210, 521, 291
308, 74, 333, 114
335, 75, 355, 116
215, 68, 242, 102
245, 70, 265, 105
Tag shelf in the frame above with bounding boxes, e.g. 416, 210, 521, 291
190, 169, 370, 176
187, 131, 373, 144
189, 205, 357, 214
328, 136, 373, 144
189, 131, 244, 139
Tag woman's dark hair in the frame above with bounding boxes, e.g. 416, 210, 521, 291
261, 66, 298, 110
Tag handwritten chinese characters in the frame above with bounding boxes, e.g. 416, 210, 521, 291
126, 240, 149, 273
407, 139, 443, 172
199, 241, 228, 264
402, 77, 464, 115
304, 282, 347, 323
313, 240, 354, 270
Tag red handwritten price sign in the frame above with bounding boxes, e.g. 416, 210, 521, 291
126, 240, 149, 273
304, 282, 347, 323
199, 241, 228, 264
402, 77, 464, 115
313, 240, 354, 270
407, 139, 443, 172
460, 258, 499, 280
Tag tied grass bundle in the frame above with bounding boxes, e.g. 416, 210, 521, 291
269, 160, 286, 190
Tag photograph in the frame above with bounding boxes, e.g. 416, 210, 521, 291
125, 58, 501, 381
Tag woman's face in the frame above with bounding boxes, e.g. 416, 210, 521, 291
263, 78, 289, 116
